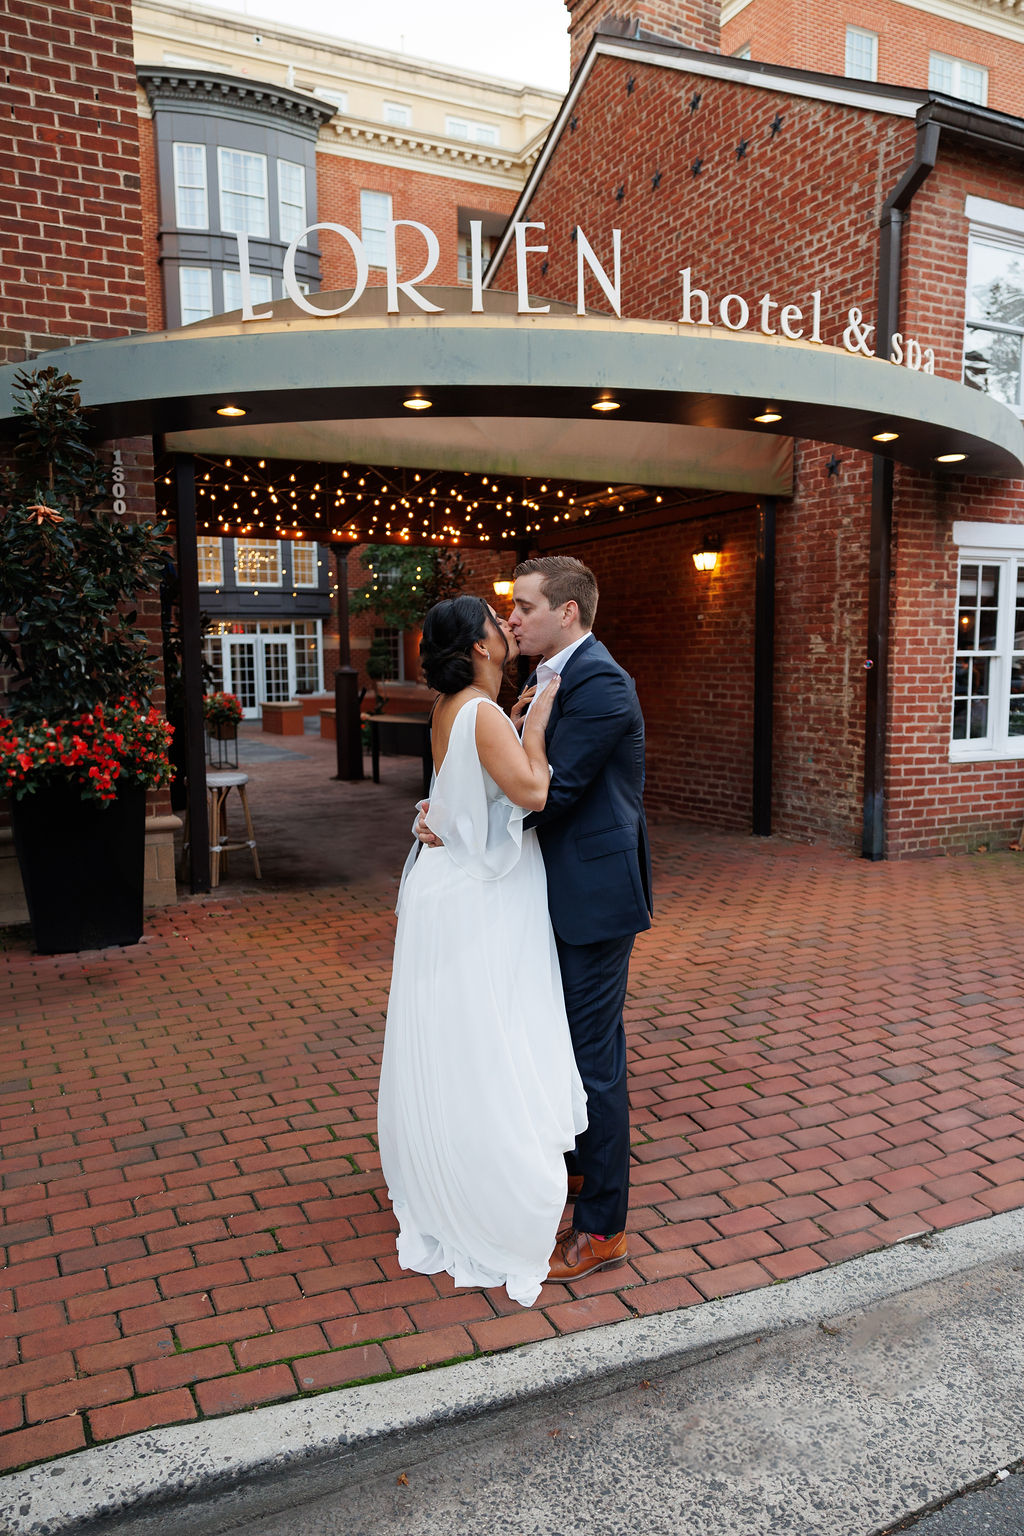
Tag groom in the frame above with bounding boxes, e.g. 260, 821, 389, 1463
508, 556, 652, 1282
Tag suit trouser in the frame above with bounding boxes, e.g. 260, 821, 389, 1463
555, 931, 635, 1238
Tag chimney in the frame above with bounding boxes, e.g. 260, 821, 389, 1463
565, 0, 721, 78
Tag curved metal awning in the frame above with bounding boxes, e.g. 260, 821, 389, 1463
2, 288, 1021, 485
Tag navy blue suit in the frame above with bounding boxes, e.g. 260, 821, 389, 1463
525, 634, 652, 1237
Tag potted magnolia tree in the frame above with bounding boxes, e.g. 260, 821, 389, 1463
0, 368, 173, 954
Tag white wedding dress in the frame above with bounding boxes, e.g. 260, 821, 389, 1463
378, 696, 587, 1308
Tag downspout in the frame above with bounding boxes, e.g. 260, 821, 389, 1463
861, 113, 941, 860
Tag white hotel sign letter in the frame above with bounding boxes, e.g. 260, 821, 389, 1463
232, 225, 935, 371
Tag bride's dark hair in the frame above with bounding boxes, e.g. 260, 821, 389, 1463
420, 595, 506, 694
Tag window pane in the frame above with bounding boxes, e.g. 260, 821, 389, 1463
196, 537, 222, 585
179, 266, 213, 324
928, 53, 954, 92
278, 159, 306, 245
1009, 658, 1024, 736
845, 27, 877, 80
291, 541, 317, 586
967, 243, 1024, 327
360, 189, 392, 267
959, 63, 987, 105
963, 325, 1022, 406
173, 142, 208, 228
202, 637, 224, 693
222, 268, 273, 313
383, 102, 412, 126
372, 627, 401, 680
235, 538, 281, 584
1015, 565, 1024, 649
294, 624, 321, 692
218, 148, 268, 236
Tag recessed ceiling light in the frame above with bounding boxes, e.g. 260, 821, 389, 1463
935, 451, 967, 463
216, 404, 246, 417
592, 397, 620, 412
753, 409, 782, 424
403, 395, 432, 411
872, 430, 899, 442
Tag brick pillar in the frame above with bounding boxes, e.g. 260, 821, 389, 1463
565, 0, 721, 77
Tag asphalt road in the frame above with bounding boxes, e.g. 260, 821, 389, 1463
886, 1470, 1024, 1535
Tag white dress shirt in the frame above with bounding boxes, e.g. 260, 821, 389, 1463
524, 633, 591, 720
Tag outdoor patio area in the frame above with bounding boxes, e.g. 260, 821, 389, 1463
2, 729, 1024, 1474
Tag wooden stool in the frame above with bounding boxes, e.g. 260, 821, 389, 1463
204, 770, 261, 888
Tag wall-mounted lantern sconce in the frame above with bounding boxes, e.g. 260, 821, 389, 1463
692, 534, 721, 573
492, 578, 514, 598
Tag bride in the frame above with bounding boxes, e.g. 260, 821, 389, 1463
377, 594, 587, 1308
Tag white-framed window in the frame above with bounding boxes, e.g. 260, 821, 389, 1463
314, 86, 347, 113
221, 267, 273, 314
172, 142, 208, 229
383, 101, 412, 127
234, 538, 282, 586
218, 147, 269, 237
950, 535, 1024, 759
179, 266, 213, 324
277, 159, 306, 245
732, 44, 752, 60
290, 540, 318, 587
196, 536, 223, 586
930, 52, 988, 105
457, 232, 494, 283
445, 115, 500, 146
845, 26, 878, 81
963, 218, 1024, 408
360, 189, 392, 268
371, 627, 404, 682
293, 619, 322, 693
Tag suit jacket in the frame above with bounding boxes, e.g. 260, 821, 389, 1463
524, 634, 653, 946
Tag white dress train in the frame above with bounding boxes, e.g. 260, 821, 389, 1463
378, 696, 587, 1308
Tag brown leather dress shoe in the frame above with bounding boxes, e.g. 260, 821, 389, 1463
567, 1175, 584, 1200
546, 1228, 628, 1282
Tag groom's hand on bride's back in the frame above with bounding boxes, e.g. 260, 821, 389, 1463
415, 801, 443, 847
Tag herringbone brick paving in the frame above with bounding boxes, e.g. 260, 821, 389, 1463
2, 747, 1024, 1473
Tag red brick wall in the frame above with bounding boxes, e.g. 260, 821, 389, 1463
315, 156, 518, 290
491, 50, 913, 844
566, 0, 720, 76
138, 113, 165, 333
1, 0, 147, 364
559, 512, 759, 828
721, 0, 1024, 114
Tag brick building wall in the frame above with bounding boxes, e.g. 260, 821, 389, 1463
880, 142, 1024, 856
137, 110, 165, 332
314, 155, 517, 290
1, 0, 148, 365
721, 0, 1024, 114
491, 49, 915, 845
1, 2, 170, 824
566, 0, 720, 75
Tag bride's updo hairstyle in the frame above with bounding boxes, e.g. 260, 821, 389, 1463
420, 595, 493, 694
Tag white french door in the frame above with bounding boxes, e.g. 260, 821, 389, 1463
220, 636, 296, 718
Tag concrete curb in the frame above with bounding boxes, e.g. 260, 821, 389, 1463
5, 1208, 1024, 1536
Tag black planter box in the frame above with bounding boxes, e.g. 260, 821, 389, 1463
11, 782, 147, 954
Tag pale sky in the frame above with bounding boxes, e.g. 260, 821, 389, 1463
211, 0, 571, 92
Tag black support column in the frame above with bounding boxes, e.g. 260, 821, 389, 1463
332, 543, 364, 780
173, 454, 211, 894
752, 497, 776, 837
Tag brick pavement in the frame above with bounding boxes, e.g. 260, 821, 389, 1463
2, 743, 1024, 1473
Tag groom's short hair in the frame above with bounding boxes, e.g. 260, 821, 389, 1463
513, 555, 598, 629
